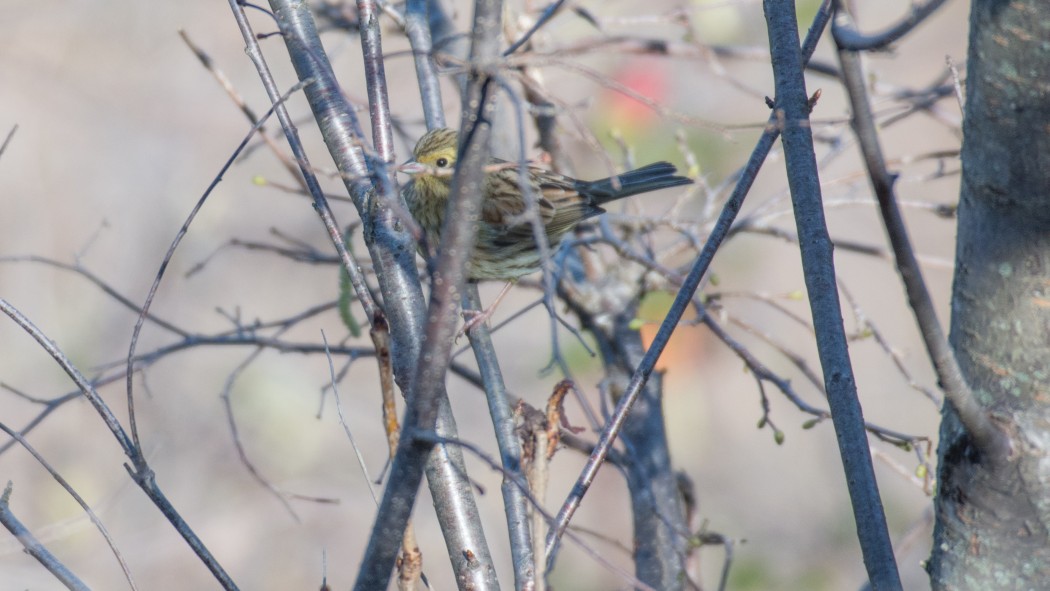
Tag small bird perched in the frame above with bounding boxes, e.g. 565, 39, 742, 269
399, 127, 693, 282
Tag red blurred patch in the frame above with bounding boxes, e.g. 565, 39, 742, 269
603, 61, 669, 128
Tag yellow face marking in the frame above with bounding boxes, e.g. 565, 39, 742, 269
407, 128, 459, 188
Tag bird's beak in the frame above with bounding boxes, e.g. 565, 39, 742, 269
398, 161, 427, 175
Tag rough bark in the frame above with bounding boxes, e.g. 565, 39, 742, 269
929, 1, 1050, 588
612, 314, 687, 591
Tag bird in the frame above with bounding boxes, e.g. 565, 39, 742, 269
399, 127, 693, 282
399, 127, 693, 333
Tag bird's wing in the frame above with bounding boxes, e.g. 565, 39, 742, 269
480, 165, 601, 249
539, 183, 601, 236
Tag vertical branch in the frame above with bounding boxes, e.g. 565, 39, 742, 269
246, 3, 498, 589
428, 0, 473, 107
464, 287, 535, 590
405, 0, 446, 129
763, 1, 901, 588
425, 3, 534, 586
929, 1, 1050, 586
370, 317, 424, 589
563, 294, 687, 590
357, 0, 397, 164
353, 0, 506, 589
614, 335, 686, 589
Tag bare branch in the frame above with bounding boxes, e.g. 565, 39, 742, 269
0, 484, 91, 591
832, 3, 1010, 460
765, 0, 901, 586
832, 0, 950, 51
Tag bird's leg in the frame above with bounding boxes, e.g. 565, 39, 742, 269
459, 280, 515, 339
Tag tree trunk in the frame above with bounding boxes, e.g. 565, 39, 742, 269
929, 1, 1050, 588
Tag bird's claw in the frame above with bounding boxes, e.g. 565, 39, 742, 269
457, 308, 494, 341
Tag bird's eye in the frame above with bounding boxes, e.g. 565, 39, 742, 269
435, 157, 449, 168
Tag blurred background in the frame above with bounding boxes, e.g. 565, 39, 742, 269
1, 1, 967, 589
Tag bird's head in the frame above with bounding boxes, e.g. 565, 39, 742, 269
399, 128, 458, 196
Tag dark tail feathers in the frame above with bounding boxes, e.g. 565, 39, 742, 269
579, 161, 693, 205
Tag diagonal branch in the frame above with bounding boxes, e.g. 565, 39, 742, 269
765, 0, 901, 588
832, 3, 1009, 461
544, 0, 835, 566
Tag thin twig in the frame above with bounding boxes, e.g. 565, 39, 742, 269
0, 484, 91, 591
0, 425, 138, 590
1, 299, 239, 589
124, 76, 310, 451
179, 29, 307, 188
0, 125, 18, 160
